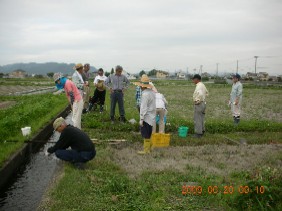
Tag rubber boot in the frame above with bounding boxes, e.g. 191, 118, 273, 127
233, 116, 240, 125
120, 116, 126, 124
100, 105, 104, 113
235, 116, 240, 124
87, 103, 93, 112
137, 139, 151, 155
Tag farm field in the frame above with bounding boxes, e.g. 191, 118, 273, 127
38, 80, 282, 210
0, 78, 68, 167
0, 78, 54, 95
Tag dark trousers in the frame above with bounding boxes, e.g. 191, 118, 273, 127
110, 91, 125, 119
55, 149, 96, 163
91, 89, 106, 105
140, 121, 153, 139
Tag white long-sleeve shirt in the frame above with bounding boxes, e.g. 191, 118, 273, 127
93, 75, 107, 85
72, 71, 84, 90
193, 82, 208, 103
230, 81, 243, 103
156, 93, 168, 109
140, 89, 156, 126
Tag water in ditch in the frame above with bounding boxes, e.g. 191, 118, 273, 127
0, 115, 73, 211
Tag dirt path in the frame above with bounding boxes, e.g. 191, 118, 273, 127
111, 143, 282, 178
0, 101, 16, 109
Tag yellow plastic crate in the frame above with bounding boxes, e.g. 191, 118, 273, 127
151, 133, 170, 148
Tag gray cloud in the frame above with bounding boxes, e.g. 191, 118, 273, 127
0, 0, 282, 75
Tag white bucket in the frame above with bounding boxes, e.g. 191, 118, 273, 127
21, 127, 31, 136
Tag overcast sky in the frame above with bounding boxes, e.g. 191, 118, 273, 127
0, 0, 282, 75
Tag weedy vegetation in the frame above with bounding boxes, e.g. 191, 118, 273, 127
1, 79, 281, 210
0, 93, 68, 167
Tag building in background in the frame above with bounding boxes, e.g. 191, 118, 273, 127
9, 69, 27, 78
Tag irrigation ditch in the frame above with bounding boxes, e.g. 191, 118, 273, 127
0, 105, 71, 210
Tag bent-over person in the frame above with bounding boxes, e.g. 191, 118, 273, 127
53, 72, 83, 129
47, 117, 96, 169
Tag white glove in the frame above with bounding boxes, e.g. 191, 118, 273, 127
139, 120, 144, 127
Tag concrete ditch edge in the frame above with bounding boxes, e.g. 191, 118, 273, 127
0, 105, 71, 190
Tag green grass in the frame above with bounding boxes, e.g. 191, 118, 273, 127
44, 145, 282, 211
39, 82, 282, 210
0, 93, 68, 167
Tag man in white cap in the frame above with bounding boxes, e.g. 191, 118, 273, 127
53, 72, 83, 129
47, 117, 96, 169
133, 74, 156, 154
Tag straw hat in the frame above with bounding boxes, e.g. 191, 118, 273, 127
133, 74, 154, 88
73, 63, 83, 70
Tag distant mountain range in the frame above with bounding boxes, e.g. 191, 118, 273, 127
0, 62, 97, 75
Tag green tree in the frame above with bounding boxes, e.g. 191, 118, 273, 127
34, 74, 44, 78
111, 68, 114, 74
148, 69, 157, 76
139, 70, 146, 77
105, 71, 111, 77
47, 72, 54, 78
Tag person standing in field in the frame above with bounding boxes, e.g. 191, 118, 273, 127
81, 63, 91, 114
105, 65, 130, 124
133, 74, 156, 154
229, 73, 243, 125
53, 72, 83, 129
88, 68, 107, 113
135, 85, 142, 113
135, 81, 155, 113
47, 117, 96, 170
192, 74, 208, 138
152, 87, 168, 134
72, 63, 85, 98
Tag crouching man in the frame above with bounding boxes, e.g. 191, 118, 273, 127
47, 117, 96, 169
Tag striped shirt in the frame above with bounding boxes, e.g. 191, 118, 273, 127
136, 86, 142, 106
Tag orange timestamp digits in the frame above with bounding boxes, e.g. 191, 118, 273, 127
182, 185, 203, 195
182, 185, 265, 195
207, 185, 265, 195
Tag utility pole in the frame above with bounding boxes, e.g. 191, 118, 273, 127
216, 63, 219, 76
254, 56, 259, 74
199, 65, 203, 75
236, 60, 239, 73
